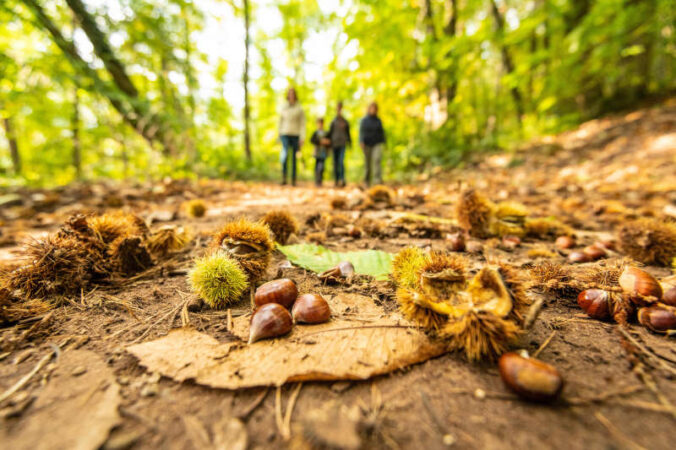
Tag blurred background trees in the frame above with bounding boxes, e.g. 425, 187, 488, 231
0, 0, 674, 186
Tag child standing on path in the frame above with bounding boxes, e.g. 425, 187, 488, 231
310, 117, 331, 187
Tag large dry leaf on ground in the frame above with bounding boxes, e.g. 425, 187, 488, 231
127, 294, 447, 389
0, 349, 120, 450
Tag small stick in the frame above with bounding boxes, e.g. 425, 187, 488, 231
295, 324, 417, 340
617, 327, 676, 376
523, 297, 545, 330
594, 412, 647, 450
237, 387, 269, 420
0, 346, 58, 404
532, 330, 557, 358
226, 309, 233, 333
282, 383, 303, 440
274, 386, 284, 439
565, 385, 644, 406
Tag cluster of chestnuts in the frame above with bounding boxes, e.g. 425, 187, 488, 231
577, 266, 676, 334
559, 237, 614, 264
249, 278, 331, 343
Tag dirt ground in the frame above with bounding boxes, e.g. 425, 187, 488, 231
0, 100, 675, 449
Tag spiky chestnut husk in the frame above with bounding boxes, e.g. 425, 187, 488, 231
189, 252, 249, 309
211, 218, 274, 283
457, 189, 494, 238
261, 210, 299, 245
367, 185, 395, 206
618, 218, 676, 266
392, 247, 426, 289
396, 288, 449, 332
418, 251, 469, 299
186, 199, 207, 218
524, 217, 572, 239
7, 233, 106, 298
495, 262, 531, 323
0, 297, 53, 325
110, 236, 153, 276
147, 226, 191, 257
488, 202, 528, 238
330, 197, 347, 210
441, 311, 521, 362
88, 211, 148, 244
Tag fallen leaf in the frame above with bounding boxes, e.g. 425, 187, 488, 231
0, 349, 121, 450
128, 294, 446, 389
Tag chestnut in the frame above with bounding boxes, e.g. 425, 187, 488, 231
583, 245, 606, 261
248, 303, 293, 343
660, 277, 676, 307
498, 352, 564, 402
568, 251, 592, 263
501, 235, 521, 251
555, 236, 575, 250
319, 261, 355, 282
254, 278, 298, 309
292, 293, 331, 324
618, 267, 662, 306
446, 232, 466, 252
577, 289, 612, 320
638, 304, 676, 334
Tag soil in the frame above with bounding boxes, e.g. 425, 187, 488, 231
0, 100, 674, 449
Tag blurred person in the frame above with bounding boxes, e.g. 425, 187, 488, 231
328, 101, 352, 187
309, 117, 331, 186
359, 102, 386, 186
278, 87, 306, 186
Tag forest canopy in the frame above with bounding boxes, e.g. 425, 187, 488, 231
0, 0, 674, 186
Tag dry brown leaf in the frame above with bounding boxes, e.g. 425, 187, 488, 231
127, 294, 447, 389
0, 349, 121, 450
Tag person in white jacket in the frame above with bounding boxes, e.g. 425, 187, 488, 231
278, 88, 306, 186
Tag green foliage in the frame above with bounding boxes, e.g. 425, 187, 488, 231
189, 252, 249, 309
0, 0, 674, 186
278, 243, 393, 281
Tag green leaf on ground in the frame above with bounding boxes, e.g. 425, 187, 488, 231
277, 244, 394, 281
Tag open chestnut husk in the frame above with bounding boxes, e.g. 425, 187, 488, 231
292, 294, 331, 324
498, 352, 564, 402
619, 267, 662, 306
248, 303, 293, 343
638, 304, 676, 334
254, 278, 298, 309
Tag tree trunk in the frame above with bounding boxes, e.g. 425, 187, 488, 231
243, 0, 252, 161
72, 87, 81, 179
2, 116, 20, 175
443, 0, 458, 114
489, 0, 524, 124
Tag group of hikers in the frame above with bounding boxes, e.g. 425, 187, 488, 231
278, 87, 386, 187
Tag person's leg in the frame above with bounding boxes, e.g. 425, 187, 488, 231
280, 136, 289, 184
290, 136, 298, 186
363, 145, 372, 186
373, 143, 383, 184
336, 146, 346, 186
332, 147, 340, 186
314, 158, 324, 186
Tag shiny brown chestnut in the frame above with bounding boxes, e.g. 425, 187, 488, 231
498, 352, 564, 402
292, 294, 331, 324
577, 289, 612, 320
319, 261, 355, 282
555, 236, 575, 250
638, 304, 676, 334
501, 235, 521, 251
618, 267, 662, 306
248, 303, 293, 343
254, 278, 298, 309
568, 251, 592, 263
660, 276, 676, 307
446, 232, 466, 252
583, 244, 606, 260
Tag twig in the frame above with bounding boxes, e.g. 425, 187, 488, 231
283, 383, 303, 440
565, 385, 644, 406
226, 309, 233, 332
237, 387, 269, 420
594, 412, 647, 450
0, 346, 58, 404
634, 365, 676, 420
532, 330, 557, 358
523, 297, 545, 330
420, 391, 447, 436
617, 327, 676, 376
129, 300, 185, 344
275, 387, 284, 439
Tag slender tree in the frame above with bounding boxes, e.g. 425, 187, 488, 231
243, 0, 252, 161
2, 115, 20, 175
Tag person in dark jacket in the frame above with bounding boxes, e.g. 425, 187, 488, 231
328, 101, 351, 187
359, 102, 385, 186
309, 117, 331, 186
